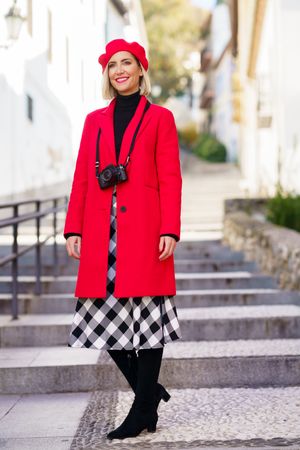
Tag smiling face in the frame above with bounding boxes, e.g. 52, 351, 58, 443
108, 51, 143, 95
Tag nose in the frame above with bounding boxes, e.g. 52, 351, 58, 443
116, 65, 124, 74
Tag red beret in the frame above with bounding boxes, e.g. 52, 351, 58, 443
98, 38, 149, 73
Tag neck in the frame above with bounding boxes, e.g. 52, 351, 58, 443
116, 89, 140, 97
115, 89, 141, 108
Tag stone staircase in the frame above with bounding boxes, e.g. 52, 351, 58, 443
1, 239, 300, 396
1, 157, 300, 447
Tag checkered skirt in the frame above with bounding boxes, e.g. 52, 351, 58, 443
68, 184, 182, 350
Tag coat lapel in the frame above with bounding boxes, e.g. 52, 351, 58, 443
99, 94, 152, 166
99, 98, 117, 166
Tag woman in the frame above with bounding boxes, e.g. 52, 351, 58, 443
64, 38, 182, 440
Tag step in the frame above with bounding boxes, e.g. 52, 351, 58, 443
0, 289, 299, 315
0, 243, 245, 273
1, 339, 300, 394
0, 253, 69, 267
177, 239, 222, 248
175, 248, 245, 260
0, 240, 233, 259
175, 272, 277, 289
0, 272, 278, 293
177, 304, 300, 340
1, 254, 250, 277
0, 391, 90, 450
174, 259, 257, 272
0, 262, 72, 276
0, 245, 69, 257
1, 305, 300, 346
0, 258, 256, 275
176, 289, 300, 307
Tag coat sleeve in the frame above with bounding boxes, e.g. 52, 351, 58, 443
63, 115, 90, 238
155, 109, 182, 241
160, 233, 179, 242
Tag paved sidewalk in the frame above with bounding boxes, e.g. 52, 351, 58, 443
0, 392, 90, 450
1, 388, 300, 449
180, 149, 243, 241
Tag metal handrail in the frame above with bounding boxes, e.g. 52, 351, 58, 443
0, 195, 69, 319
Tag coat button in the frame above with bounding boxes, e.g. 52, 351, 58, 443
120, 205, 127, 212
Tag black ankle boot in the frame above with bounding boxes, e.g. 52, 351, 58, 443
107, 400, 158, 440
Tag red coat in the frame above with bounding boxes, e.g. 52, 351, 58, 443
64, 94, 182, 298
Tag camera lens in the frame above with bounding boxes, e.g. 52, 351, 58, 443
103, 168, 112, 181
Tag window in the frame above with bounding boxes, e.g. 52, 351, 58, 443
66, 37, 69, 83
92, 0, 96, 25
81, 60, 84, 101
47, 9, 52, 63
27, 0, 32, 36
26, 95, 33, 122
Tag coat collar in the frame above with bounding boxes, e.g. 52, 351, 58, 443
99, 94, 152, 166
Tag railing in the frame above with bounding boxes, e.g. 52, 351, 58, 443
0, 195, 68, 320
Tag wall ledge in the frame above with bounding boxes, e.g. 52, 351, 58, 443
223, 211, 300, 290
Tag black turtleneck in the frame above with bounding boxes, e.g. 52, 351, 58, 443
114, 89, 141, 164
64, 89, 179, 242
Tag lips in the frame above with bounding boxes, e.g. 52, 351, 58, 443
116, 77, 129, 84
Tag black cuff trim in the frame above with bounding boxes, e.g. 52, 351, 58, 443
160, 233, 179, 242
64, 232, 82, 240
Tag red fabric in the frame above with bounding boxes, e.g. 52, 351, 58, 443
64, 95, 182, 298
98, 38, 149, 72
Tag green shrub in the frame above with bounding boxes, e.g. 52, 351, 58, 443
192, 132, 227, 162
266, 188, 300, 232
178, 123, 198, 149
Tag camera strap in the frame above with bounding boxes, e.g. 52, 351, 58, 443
95, 99, 151, 178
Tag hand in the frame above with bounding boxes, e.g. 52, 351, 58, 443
66, 235, 81, 260
159, 236, 176, 261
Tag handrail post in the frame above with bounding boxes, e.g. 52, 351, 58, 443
11, 204, 19, 320
64, 195, 69, 263
0, 196, 68, 315
53, 198, 59, 276
35, 200, 41, 295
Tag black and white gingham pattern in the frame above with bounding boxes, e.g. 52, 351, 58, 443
68, 184, 182, 350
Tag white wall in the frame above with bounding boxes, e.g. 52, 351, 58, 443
0, 0, 147, 199
280, 0, 300, 193
208, 2, 238, 162
239, 0, 300, 195
211, 52, 238, 162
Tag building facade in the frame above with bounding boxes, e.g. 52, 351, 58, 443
231, 0, 300, 196
0, 0, 147, 198
199, 0, 300, 194
199, 1, 238, 162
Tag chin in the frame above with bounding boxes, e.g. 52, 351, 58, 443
114, 82, 136, 93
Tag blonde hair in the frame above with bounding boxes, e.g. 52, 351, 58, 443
101, 57, 151, 100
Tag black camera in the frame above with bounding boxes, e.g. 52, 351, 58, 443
95, 99, 151, 190
98, 163, 128, 189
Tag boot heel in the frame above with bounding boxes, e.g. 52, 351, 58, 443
162, 390, 171, 402
161, 387, 171, 403
147, 421, 157, 432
